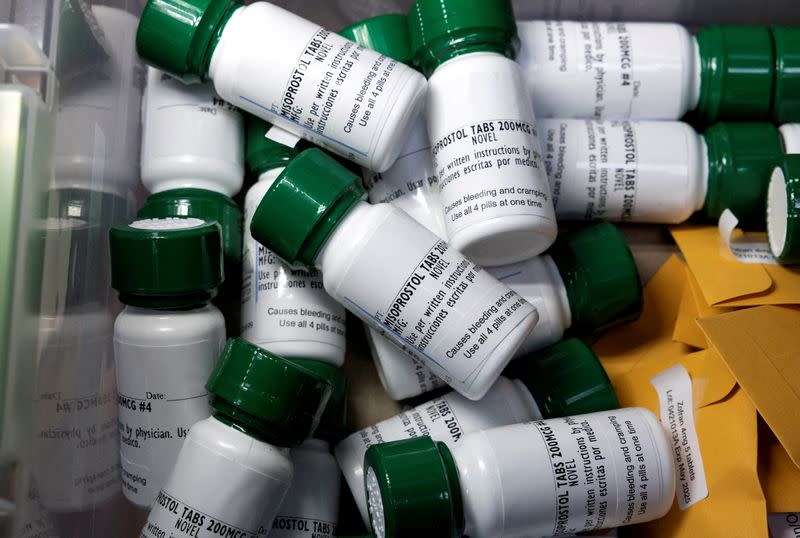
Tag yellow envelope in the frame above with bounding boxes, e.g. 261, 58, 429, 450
759, 421, 800, 513
612, 349, 764, 537
672, 267, 736, 349
698, 306, 800, 469
670, 226, 800, 307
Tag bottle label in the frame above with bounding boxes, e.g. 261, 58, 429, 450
268, 517, 336, 538
434, 118, 551, 235
529, 410, 669, 533
330, 212, 536, 394
241, 198, 347, 351
115, 339, 221, 507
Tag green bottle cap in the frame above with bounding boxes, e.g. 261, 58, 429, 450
767, 156, 800, 265
703, 122, 784, 229
408, 0, 519, 77
548, 222, 642, 334
246, 118, 303, 176
509, 338, 618, 418
363, 437, 464, 538
136, 0, 242, 83
695, 25, 774, 123
340, 14, 414, 65
291, 359, 347, 442
207, 338, 334, 447
109, 217, 223, 308
771, 26, 800, 124
250, 148, 366, 269
137, 188, 242, 264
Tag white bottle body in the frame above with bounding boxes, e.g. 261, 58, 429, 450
370, 254, 571, 400
780, 124, 800, 153
317, 201, 538, 400
518, 21, 700, 121
336, 376, 541, 526
140, 416, 293, 538
540, 119, 708, 223
452, 408, 675, 537
113, 304, 226, 508
241, 169, 347, 365
428, 52, 557, 266
208, 2, 427, 172
141, 67, 244, 196
267, 440, 340, 538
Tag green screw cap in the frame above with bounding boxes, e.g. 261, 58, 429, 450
548, 222, 642, 334
767, 156, 800, 265
695, 25, 775, 123
340, 14, 414, 65
109, 217, 223, 308
136, 0, 242, 83
408, 0, 519, 77
772, 26, 800, 124
207, 338, 334, 447
250, 148, 366, 269
245, 118, 302, 176
137, 188, 242, 264
508, 338, 618, 418
363, 437, 464, 538
703, 122, 784, 229
291, 359, 347, 443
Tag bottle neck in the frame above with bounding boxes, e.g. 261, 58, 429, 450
210, 396, 287, 447
434, 441, 466, 536
314, 199, 371, 271
510, 378, 544, 421
202, 2, 245, 79
119, 290, 215, 310
417, 33, 515, 77
542, 254, 573, 332
256, 167, 285, 186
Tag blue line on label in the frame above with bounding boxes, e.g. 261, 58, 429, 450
496, 270, 522, 281
238, 95, 369, 157
343, 296, 446, 371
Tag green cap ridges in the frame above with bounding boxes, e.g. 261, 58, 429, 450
246, 118, 303, 176
767, 156, 800, 265
408, 0, 519, 77
508, 338, 618, 417
363, 437, 464, 538
291, 359, 347, 442
207, 338, 334, 446
548, 222, 642, 334
703, 122, 783, 229
340, 14, 414, 65
695, 25, 774, 123
249, 148, 366, 269
137, 188, 243, 264
772, 27, 800, 123
109, 217, 223, 308
136, 0, 242, 83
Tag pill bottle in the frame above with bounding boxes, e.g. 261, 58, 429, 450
364, 407, 674, 538
336, 338, 617, 526
370, 221, 641, 400
141, 67, 244, 197
241, 120, 346, 365
140, 338, 333, 538
110, 217, 226, 508
517, 22, 800, 124
340, 14, 446, 238
249, 148, 538, 400
409, 0, 557, 266
268, 360, 347, 538
136, 0, 427, 172
768, 156, 800, 265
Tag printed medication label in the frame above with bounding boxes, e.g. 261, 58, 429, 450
650, 364, 708, 509
718, 209, 779, 265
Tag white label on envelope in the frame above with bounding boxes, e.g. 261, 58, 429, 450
650, 364, 709, 510
719, 209, 778, 265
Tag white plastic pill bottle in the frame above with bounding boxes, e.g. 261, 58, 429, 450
267, 360, 346, 538
409, 0, 557, 266
249, 149, 539, 400
140, 338, 333, 538
241, 121, 346, 365
141, 66, 244, 197
340, 14, 446, 238
370, 221, 642, 400
517, 22, 781, 123
541, 120, 785, 229
135, 0, 428, 173
110, 217, 227, 508
767, 156, 800, 265
336, 338, 618, 526
364, 408, 675, 538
